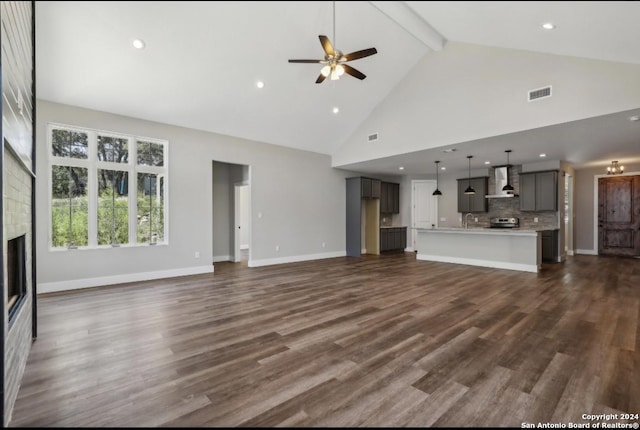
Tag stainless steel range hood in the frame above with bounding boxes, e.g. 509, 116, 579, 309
485, 166, 517, 198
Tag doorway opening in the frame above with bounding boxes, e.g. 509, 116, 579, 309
234, 184, 250, 262
564, 173, 574, 256
212, 161, 251, 266
411, 180, 438, 252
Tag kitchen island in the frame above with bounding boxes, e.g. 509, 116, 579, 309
415, 227, 542, 273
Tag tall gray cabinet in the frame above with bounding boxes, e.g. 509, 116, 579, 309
346, 177, 363, 257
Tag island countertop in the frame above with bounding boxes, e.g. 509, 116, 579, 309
415, 227, 542, 272
414, 227, 540, 236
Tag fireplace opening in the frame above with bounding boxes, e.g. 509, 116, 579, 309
7, 234, 27, 322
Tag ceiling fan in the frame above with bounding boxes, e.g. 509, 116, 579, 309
288, 2, 377, 84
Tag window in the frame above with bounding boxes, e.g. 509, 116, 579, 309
49, 124, 168, 249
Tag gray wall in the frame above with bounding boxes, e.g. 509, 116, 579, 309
36, 100, 353, 286
574, 162, 640, 253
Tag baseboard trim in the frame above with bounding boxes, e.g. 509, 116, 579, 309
39, 265, 214, 294
567, 250, 575, 256
404, 247, 414, 252
576, 249, 598, 256
248, 251, 346, 268
240, 245, 249, 250
213, 255, 232, 263
416, 253, 539, 273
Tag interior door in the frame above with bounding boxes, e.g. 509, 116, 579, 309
598, 175, 640, 256
412, 180, 438, 250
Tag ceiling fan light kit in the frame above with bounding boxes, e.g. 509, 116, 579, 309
288, 1, 377, 84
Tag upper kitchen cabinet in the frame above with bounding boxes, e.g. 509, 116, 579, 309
380, 181, 400, 213
457, 177, 489, 213
361, 177, 381, 199
520, 171, 558, 211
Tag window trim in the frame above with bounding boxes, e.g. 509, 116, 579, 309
47, 123, 169, 250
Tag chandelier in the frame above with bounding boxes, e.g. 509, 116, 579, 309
607, 161, 624, 175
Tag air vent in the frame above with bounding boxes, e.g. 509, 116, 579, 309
528, 86, 552, 102
367, 132, 379, 142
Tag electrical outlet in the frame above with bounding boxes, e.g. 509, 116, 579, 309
474, 217, 478, 223
440, 217, 446, 222
322, 242, 326, 248
275, 245, 279, 252
258, 211, 262, 219
534, 217, 539, 223
194, 251, 200, 259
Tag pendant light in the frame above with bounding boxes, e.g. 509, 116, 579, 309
432, 161, 442, 196
464, 155, 475, 195
502, 149, 514, 192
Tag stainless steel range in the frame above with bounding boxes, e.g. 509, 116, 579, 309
489, 217, 520, 228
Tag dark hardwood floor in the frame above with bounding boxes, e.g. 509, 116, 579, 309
9, 252, 640, 427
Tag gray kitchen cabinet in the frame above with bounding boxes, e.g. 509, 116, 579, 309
380, 227, 407, 252
380, 228, 389, 251
520, 171, 558, 211
457, 177, 489, 213
380, 181, 400, 214
361, 177, 381, 199
541, 229, 559, 262
346, 177, 363, 256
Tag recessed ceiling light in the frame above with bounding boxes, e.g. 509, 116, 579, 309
539, 153, 547, 158
398, 166, 404, 170
629, 115, 640, 122
132, 39, 145, 49
484, 161, 491, 165
256, 81, 265, 89
542, 22, 555, 30
332, 107, 339, 114
440, 167, 446, 171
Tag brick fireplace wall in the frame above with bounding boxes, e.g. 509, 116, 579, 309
3, 149, 33, 425
1, 1, 35, 425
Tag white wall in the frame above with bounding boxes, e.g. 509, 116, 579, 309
36, 100, 353, 291
239, 185, 249, 249
333, 42, 640, 167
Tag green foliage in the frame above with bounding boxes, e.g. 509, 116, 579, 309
51, 197, 89, 247
97, 186, 129, 245
136, 195, 164, 244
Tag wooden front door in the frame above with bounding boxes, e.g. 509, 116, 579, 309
598, 175, 640, 256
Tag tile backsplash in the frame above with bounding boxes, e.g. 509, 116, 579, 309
462, 164, 559, 230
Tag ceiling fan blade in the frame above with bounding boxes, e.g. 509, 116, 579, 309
343, 64, 366, 80
343, 47, 377, 62
315, 73, 327, 84
319, 35, 335, 56
288, 59, 323, 63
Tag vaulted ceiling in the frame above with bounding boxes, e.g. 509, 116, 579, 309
36, 1, 640, 175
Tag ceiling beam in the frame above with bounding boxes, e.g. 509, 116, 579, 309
369, 1, 446, 51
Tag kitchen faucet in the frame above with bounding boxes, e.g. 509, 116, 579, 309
464, 212, 474, 229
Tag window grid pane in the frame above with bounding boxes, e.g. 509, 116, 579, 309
137, 140, 164, 167
97, 169, 129, 245
52, 129, 88, 159
98, 135, 129, 163
51, 165, 88, 247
